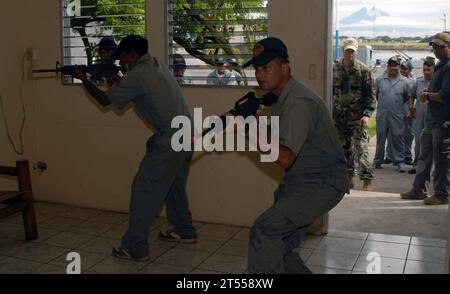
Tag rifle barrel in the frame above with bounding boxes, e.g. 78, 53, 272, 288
32, 69, 60, 73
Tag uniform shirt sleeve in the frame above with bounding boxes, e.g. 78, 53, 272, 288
105, 70, 144, 110
438, 65, 450, 103
410, 79, 418, 99
361, 69, 375, 117
403, 80, 410, 103
279, 98, 317, 155
207, 72, 217, 85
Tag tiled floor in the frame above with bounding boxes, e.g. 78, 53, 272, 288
0, 202, 447, 274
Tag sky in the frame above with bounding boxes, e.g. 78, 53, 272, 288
336, 0, 449, 37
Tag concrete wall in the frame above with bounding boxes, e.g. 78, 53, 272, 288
0, 0, 332, 227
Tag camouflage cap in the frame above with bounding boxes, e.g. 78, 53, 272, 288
343, 38, 359, 51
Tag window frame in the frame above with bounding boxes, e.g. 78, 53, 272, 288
167, 0, 269, 88
60, 0, 147, 85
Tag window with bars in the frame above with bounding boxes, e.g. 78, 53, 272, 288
61, 0, 146, 84
168, 0, 269, 87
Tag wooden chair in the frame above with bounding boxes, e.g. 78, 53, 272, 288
0, 160, 38, 240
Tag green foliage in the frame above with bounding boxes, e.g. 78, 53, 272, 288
170, 0, 268, 66
68, 0, 267, 70
70, 0, 145, 64
368, 116, 376, 138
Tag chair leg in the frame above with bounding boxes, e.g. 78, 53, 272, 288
17, 160, 38, 240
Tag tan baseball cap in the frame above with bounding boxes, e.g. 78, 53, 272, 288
429, 32, 450, 47
343, 38, 359, 51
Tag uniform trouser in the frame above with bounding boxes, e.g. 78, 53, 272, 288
352, 125, 375, 180
413, 115, 427, 166
121, 135, 196, 257
413, 129, 421, 166
374, 113, 405, 165
404, 116, 415, 162
248, 182, 345, 274
413, 126, 450, 199
335, 121, 374, 181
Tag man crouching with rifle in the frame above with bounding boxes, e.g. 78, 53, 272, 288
72, 35, 197, 261
237, 37, 348, 273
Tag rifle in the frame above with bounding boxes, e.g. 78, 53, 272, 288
33, 61, 122, 80
202, 91, 278, 137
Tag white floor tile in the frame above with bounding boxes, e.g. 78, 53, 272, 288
306, 250, 358, 271
404, 260, 446, 274
407, 245, 446, 263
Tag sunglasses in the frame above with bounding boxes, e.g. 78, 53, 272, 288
432, 43, 447, 50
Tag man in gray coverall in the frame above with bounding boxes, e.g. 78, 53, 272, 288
373, 56, 410, 173
72, 35, 197, 261
241, 37, 348, 274
407, 58, 435, 174
400, 61, 416, 166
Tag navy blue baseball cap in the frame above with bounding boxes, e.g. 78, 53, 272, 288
111, 35, 149, 60
173, 54, 187, 69
98, 37, 117, 51
401, 61, 413, 71
215, 58, 226, 65
387, 56, 402, 65
225, 57, 240, 66
424, 56, 436, 66
243, 37, 289, 68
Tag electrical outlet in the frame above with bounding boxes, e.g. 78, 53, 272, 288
25, 49, 35, 80
25, 47, 39, 62
33, 161, 48, 173
25, 47, 40, 80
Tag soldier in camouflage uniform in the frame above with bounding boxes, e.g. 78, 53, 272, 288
333, 38, 376, 191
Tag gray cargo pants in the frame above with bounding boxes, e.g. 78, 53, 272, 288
121, 134, 196, 257
248, 182, 345, 274
413, 125, 450, 198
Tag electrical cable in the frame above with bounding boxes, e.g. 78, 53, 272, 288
0, 53, 27, 155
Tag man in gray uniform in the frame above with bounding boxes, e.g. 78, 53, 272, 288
241, 37, 348, 273
407, 58, 435, 174
172, 54, 193, 86
207, 58, 238, 86
401, 61, 416, 166
373, 56, 410, 172
401, 32, 450, 205
225, 58, 245, 86
72, 35, 197, 261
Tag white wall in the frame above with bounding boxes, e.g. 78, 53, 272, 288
0, 0, 332, 227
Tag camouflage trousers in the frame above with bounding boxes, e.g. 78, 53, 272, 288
335, 120, 374, 181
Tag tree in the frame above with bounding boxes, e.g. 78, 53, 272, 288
69, 0, 267, 72
69, 0, 145, 65
170, 0, 267, 67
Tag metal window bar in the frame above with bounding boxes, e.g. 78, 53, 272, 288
61, 0, 146, 84
167, 0, 268, 87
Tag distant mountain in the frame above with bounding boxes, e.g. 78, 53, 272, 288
421, 32, 450, 42
341, 6, 390, 25
339, 6, 438, 37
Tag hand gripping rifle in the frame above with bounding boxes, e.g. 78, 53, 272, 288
201, 91, 278, 137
